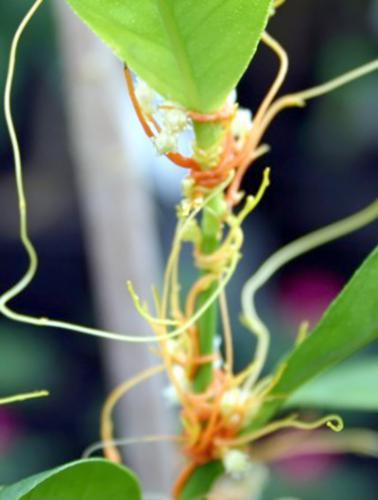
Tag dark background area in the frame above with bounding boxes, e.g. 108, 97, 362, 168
0, 0, 377, 498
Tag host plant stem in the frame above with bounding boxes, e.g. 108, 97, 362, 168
192, 121, 225, 393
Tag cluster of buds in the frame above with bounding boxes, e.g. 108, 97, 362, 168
153, 107, 189, 154
134, 76, 253, 163
135, 78, 190, 155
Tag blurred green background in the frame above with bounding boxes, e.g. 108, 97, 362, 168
0, 0, 377, 498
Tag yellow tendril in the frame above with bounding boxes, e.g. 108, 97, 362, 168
0, 10, 235, 346
160, 173, 234, 320
185, 274, 218, 319
260, 59, 378, 135
242, 199, 378, 392
251, 428, 378, 463
0, 390, 49, 405
101, 364, 165, 463
83, 434, 182, 460
127, 281, 179, 326
254, 32, 289, 127
220, 290, 233, 374
218, 413, 344, 447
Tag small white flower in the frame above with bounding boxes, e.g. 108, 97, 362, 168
163, 365, 189, 407
166, 339, 183, 357
213, 357, 223, 369
193, 195, 204, 208
135, 79, 157, 116
172, 365, 189, 387
210, 461, 269, 500
231, 108, 253, 144
223, 449, 252, 480
177, 201, 190, 221
153, 130, 178, 155
220, 388, 248, 416
212, 335, 224, 369
181, 176, 194, 198
213, 335, 222, 351
181, 218, 200, 243
162, 384, 180, 407
161, 107, 188, 133
226, 89, 238, 107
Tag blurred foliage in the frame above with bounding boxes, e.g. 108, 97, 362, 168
0, 459, 141, 500
265, 462, 378, 500
0, 324, 62, 392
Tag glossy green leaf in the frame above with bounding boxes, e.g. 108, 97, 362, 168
285, 357, 378, 411
179, 460, 224, 500
249, 246, 378, 430
65, 0, 272, 112
0, 459, 141, 500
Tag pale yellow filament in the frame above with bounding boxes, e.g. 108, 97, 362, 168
242, 199, 378, 392
260, 59, 378, 137
220, 291, 233, 374
254, 32, 289, 126
83, 434, 182, 460
101, 364, 164, 463
185, 274, 218, 319
218, 414, 343, 447
0, 390, 49, 405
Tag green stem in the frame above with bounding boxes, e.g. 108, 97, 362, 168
192, 122, 225, 393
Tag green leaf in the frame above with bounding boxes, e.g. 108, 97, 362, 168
65, 0, 272, 112
285, 357, 378, 412
249, 246, 378, 430
179, 460, 224, 500
0, 459, 141, 500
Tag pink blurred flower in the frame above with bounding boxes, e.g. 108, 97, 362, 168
278, 269, 343, 329
0, 407, 23, 455
275, 452, 338, 482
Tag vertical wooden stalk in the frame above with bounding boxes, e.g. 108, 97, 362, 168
54, 2, 177, 493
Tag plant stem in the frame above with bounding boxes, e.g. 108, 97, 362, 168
192, 122, 224, 392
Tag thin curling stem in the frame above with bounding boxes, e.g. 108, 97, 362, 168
243, 200, 378, 391
161, 173, 234, 320
27, 242, 233, 346
0, 0, 132, 343
101, 364, 165, 462
83, 434, 181, 460
226, 32, 288, 204
220, 291, 234, 374
254, 32, 289, 126
0, 390, 49, 405
2, 62, 234, 348
251, 428, 378, 463
261, 59, 378, 133
2, 5, 232, 345
218, 414, 343, 447
0, 0, 45, 312
289, 59, 378, 102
